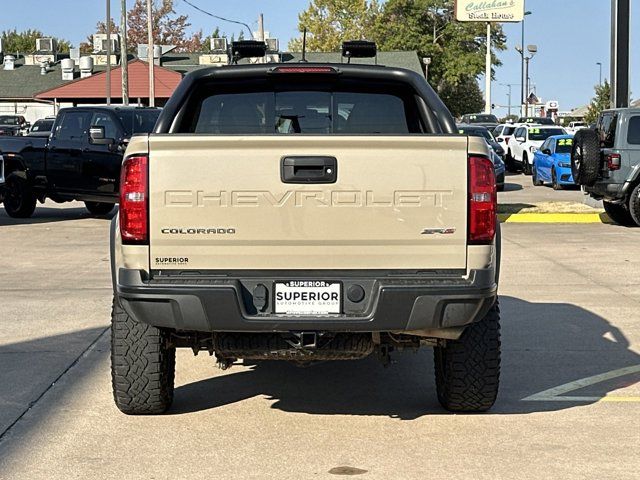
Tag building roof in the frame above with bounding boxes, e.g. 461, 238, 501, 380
34, 59, 181, 100
0, 50, 423, 101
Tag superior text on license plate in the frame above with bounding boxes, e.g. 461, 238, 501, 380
274, 281, 341, 315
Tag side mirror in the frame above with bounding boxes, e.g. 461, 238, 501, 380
542, 148, 552, 155
89, 126, 114, 145
516, 136, 525, 142
497, 138, 504, 143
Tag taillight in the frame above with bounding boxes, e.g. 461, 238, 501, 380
607, 153, 621, 171
468, 156, 497, 244
119, 155, 148, 244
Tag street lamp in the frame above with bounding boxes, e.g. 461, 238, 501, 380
596, 62, 603, 86
500, 83, 518, 117
422, 57, 432, 82
518, 10, 532, 116
523, 45, 537, 117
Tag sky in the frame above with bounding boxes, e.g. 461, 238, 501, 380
1, 0, 637, 115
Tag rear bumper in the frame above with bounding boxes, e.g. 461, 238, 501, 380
116, 268, 497, 335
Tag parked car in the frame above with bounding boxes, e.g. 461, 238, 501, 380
460, 113, 499, 129
516, 116, 555, 126
532, 135, 575, 189
0, 106, 161, 218
571, 108, 640, 226
507, 124, 567, 174
110, 54, 502, 415
0, 115, 30, 136
493, 124, 516, 145
458, 124, 505, 190
27, 117, 56, 137
565, 121, 587, 135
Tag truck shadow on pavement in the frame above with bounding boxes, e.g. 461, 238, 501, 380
171, 296, 640, 419
0, 206, 116, 226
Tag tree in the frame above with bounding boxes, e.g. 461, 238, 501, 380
438, 75, 485, 118
585, 81, 611, 124
81, 0, 205, 54
374, 0, 506, 94
127, 0, 201, 52
0, 29, 71, 54
288, 0, 380, 52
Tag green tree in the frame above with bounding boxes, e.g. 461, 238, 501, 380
288, 0, 380, 52
438, 75, 485, 118
0, 29, 71, 54
373, 0, 506, 94
585, 81, 611, 124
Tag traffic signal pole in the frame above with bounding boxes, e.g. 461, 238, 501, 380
610, 0, 630, 108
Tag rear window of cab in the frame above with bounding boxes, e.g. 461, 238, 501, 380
176, 81, 427, 134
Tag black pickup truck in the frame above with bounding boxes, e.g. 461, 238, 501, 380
0, 106, 160, 218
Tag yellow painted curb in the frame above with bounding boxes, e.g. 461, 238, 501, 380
499, 213, 609, 223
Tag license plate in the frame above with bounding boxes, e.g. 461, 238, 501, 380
274, 281, 341, 315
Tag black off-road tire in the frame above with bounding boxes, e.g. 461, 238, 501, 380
627, 183, 640, 227
3, 175, 37, 218
532, 165, 543, 186
603, 200, 636, 227
85, 201, 115, 216
434, 300, 501, 412
111, 296, 175, 414
572, 129, 600, 186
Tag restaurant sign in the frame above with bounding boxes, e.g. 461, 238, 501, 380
455, 0, 525, 23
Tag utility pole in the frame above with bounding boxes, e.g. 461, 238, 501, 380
500, 83, 517, 117
120, 0, 129, 105
147, 0, 155, 107
258, 13, 265, 41
484, 22, 492, 114
106, 0, 111, 105
610, 0, 630, 108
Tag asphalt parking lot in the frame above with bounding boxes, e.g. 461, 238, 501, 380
0, 192, 639, 479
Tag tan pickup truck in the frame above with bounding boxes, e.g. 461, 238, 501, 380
110, 53, 501, 415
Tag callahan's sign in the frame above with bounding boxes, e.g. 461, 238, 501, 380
455, 0, 525, 23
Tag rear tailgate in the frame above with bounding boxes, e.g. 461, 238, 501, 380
148, 135, 468, 271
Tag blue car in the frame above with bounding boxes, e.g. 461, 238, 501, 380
532, 135, 575, 189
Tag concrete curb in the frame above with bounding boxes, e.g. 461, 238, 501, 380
498, 213, 610, 223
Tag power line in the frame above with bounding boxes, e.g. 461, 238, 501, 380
179, 0, 254, 39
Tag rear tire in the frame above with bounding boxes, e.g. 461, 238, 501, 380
522, 154, 531, 175
627, 183, 640, 227
571, 129, 600, 186
532, 165, 543, 186
3, 175, 37, 218
603, 200, 636, 227
434, 300, 501, 412
552, 168, 563, 190
85, 201, 115, 216
111, 296, 175, 415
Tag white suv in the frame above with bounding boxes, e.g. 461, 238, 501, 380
507, 125, 566, 174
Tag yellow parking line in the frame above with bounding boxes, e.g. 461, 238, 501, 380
499, 213, 607, 223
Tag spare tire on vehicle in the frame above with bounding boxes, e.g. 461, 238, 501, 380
571, 129, 600, 186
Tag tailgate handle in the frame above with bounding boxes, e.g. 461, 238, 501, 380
280, 156, 337, 184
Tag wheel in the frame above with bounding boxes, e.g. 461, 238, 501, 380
85, 201, 115, 216
3, 174, 37, 218
434, 300, 501, 412
532, 165, 543, 186
571, 129, 600, 186
627, 183, 640, 227
522, 153, 531, 175
111, 296, 175, 414
603, 200, 636, 227
505, 150, 516, 172
551, 168, 563, 190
